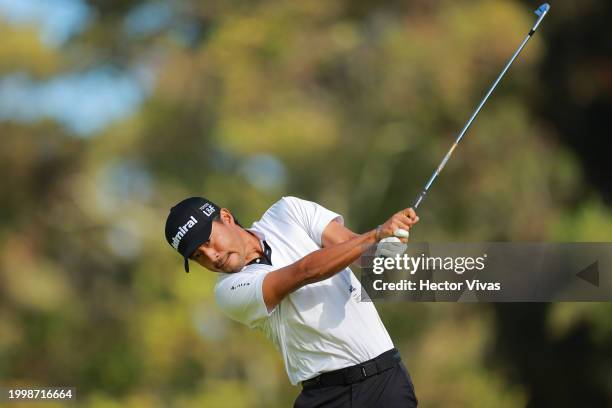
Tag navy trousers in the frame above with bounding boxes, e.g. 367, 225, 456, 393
294, 361, 418, 407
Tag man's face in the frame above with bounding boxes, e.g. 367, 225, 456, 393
189, 209, 247, 273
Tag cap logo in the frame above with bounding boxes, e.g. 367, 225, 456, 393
199, 203, 216, 217
171, 215, 198, 249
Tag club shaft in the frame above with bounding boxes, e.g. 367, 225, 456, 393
412, 6, 549, 210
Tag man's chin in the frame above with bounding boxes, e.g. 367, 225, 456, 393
226, 261, 245, 273
224, 256, 245, 273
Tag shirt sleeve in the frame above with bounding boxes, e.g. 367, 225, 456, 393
281, 196, 343, 247
214, 265, 275, 328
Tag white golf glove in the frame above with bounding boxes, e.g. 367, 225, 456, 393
375, 229, 409, 258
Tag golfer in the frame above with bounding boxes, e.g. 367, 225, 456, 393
164, 196, 419, 407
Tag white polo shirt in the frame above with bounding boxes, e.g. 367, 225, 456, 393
214, 196, 394, 385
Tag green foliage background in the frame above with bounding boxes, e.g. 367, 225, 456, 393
1, 1, 610, 406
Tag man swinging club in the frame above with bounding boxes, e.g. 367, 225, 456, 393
163, 3, 552, 405
165, 196, 419, 407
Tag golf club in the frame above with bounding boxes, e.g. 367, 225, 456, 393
392, 3, 551, 240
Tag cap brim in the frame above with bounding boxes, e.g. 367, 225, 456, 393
179, 223, 213, 273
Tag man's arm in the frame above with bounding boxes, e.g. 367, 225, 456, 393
262, 207, 418, 311
321, 219, 358, 247
321, 219, 372, 269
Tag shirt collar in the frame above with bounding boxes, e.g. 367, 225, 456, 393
246, 228, 265, 241
245, 229, 272, 266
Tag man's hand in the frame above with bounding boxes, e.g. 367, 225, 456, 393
376, 208, 419, 243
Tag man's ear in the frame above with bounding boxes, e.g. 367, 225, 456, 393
219, 208, 235, 225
